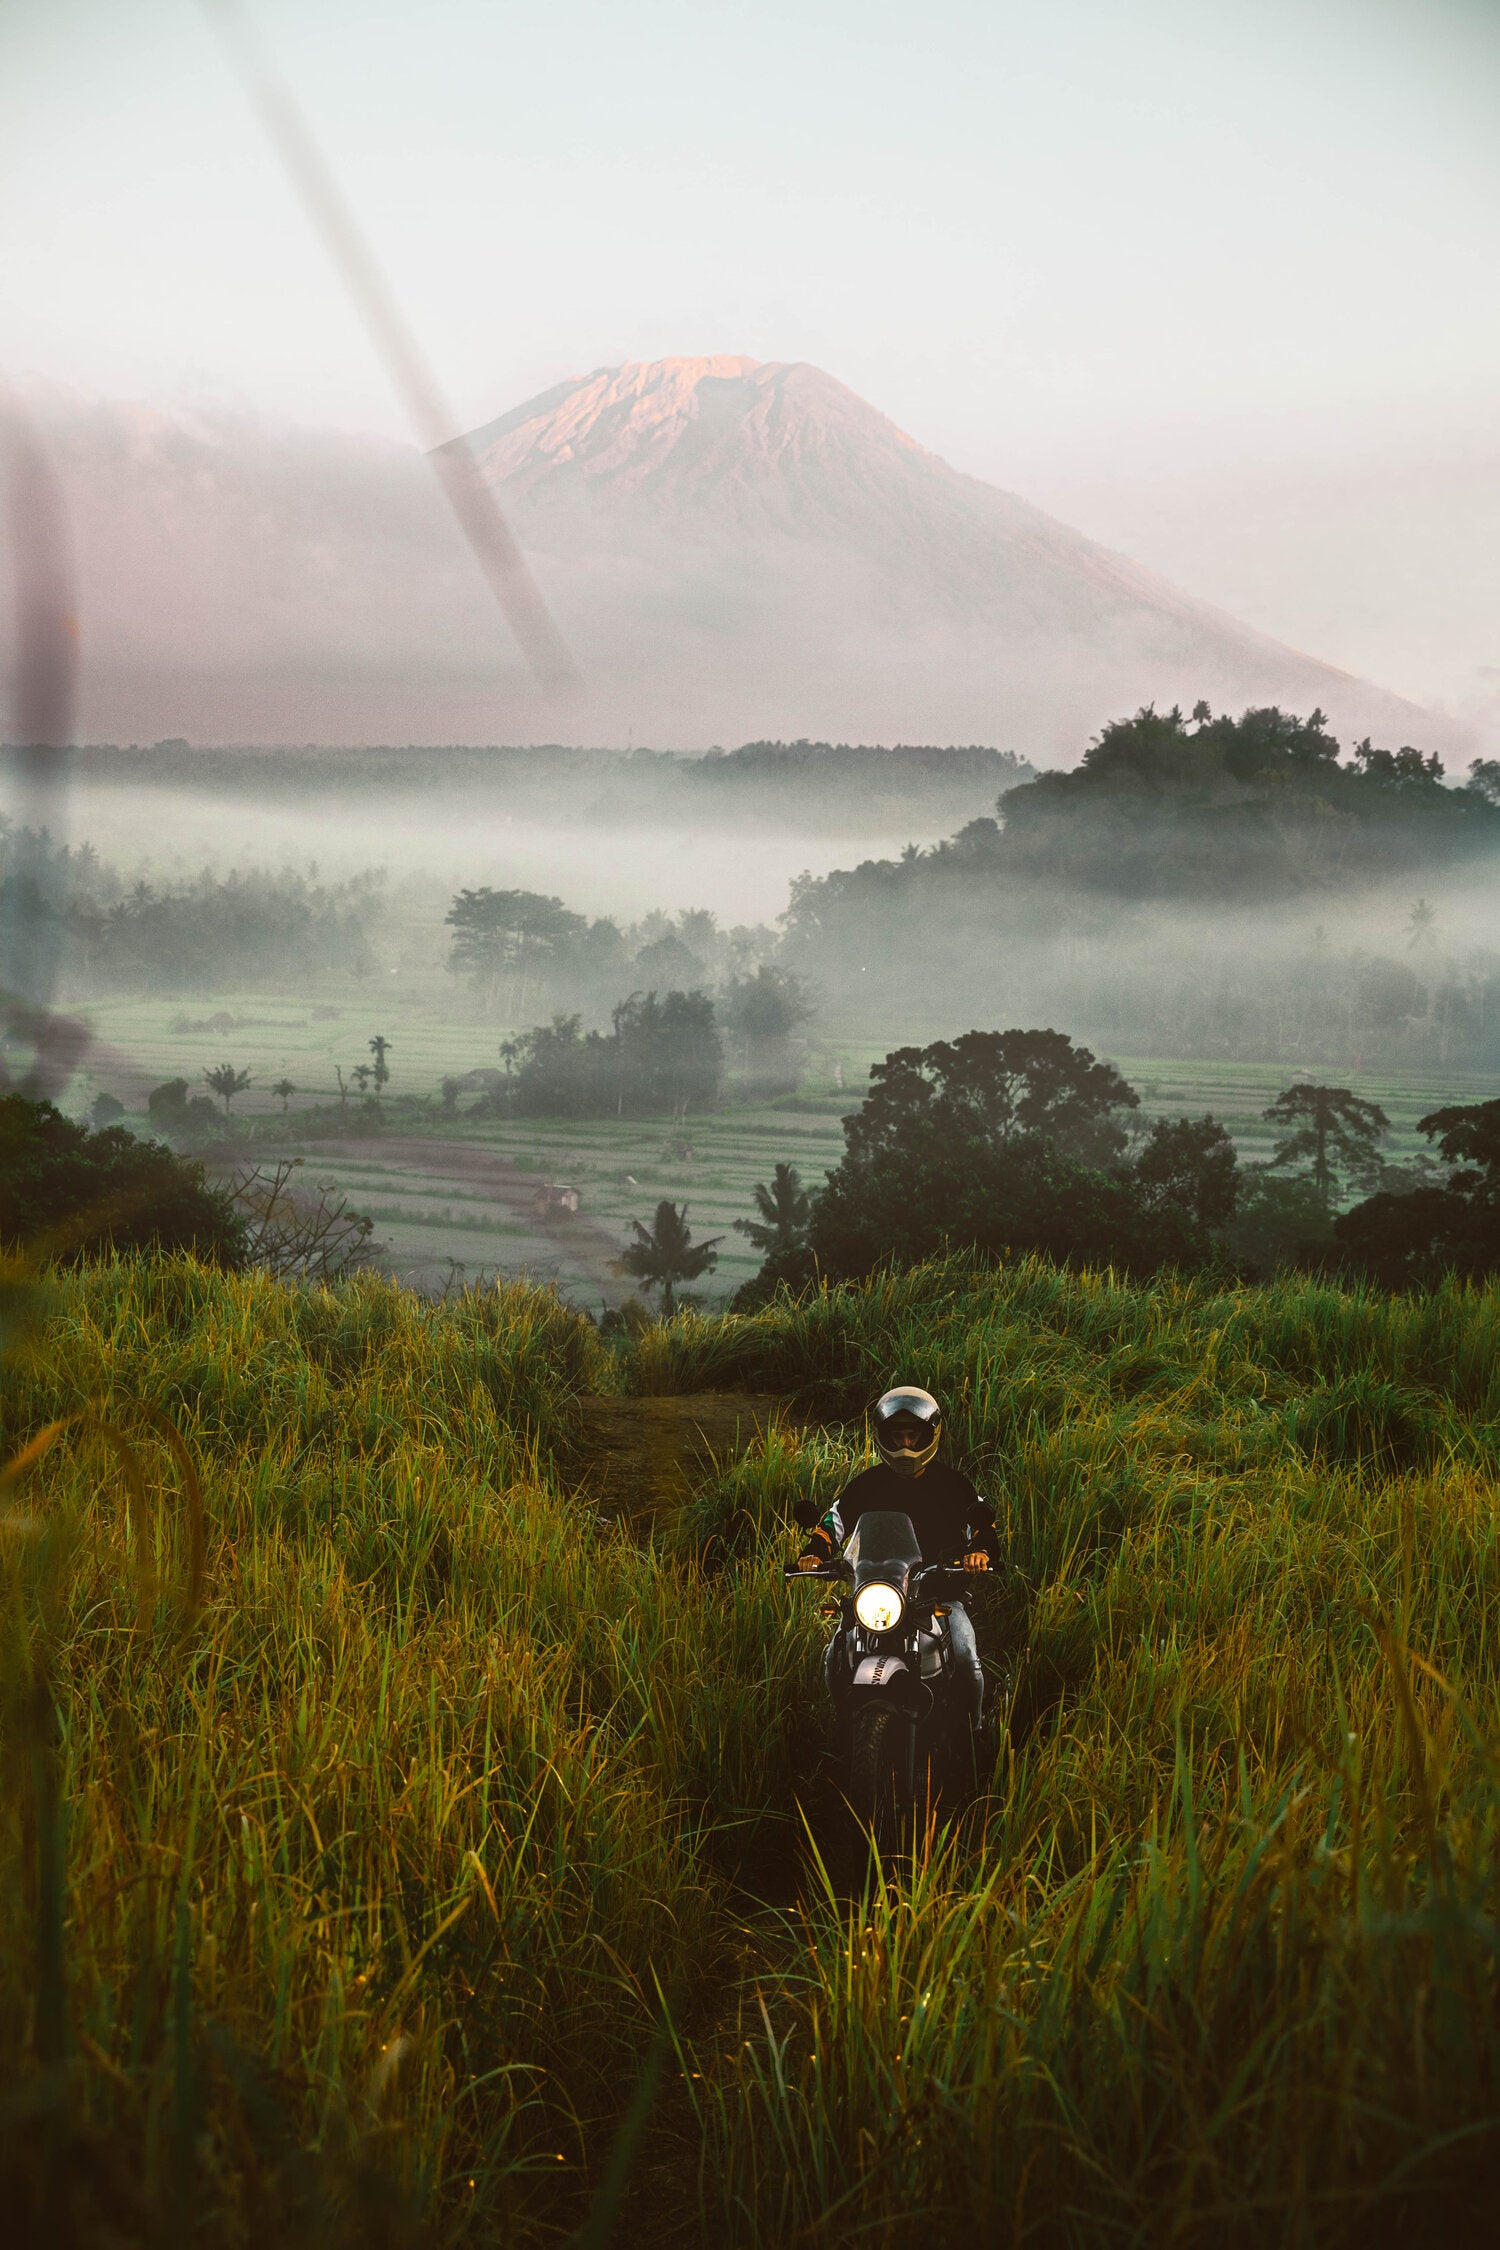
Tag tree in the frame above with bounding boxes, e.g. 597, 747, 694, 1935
1416, 1095, 1500, 1188
1406, 899, 1437, 951
368, 1035, 392, 1094
1263, 1083, 1389, 1208
1467, 757, 1500, 807
1131, 1116, 1240, 1228
845, 1028, 1138, 1171
225, 1160, 380, 1282
1331, 1096, 1500, 1287
203, 1062, 252, 1119
89, 1091, 125, 1126
734, 1161, 812, 1255
806, 1031, 1224, 1285
334, 1066, 350, 1108
614, 1201, 723, 1314
147, 1076, 221, 1151
0, 1096, 246, 1266
351, 1064, 373, 1096
271, 1077, 297, 1113
720, 966, 814, 1078
510, 992, 723, 1119
444, 888, 588, 1015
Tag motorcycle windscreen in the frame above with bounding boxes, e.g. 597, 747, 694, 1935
844, 1511, 923, 1570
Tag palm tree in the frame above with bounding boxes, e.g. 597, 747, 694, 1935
614, 1201, 723, 1315
1263, 1083, 1389, 1208
203, 1062, 252, 1119
368, 1034, 392, 1093
734, 1161, 811, 1254
271, 1077, 296, 1113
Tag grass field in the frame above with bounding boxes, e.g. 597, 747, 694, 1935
5, 1250, 1500, 2242
56, 986, 1500, 1305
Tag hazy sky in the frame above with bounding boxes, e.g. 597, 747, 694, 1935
4, 0, 1498, 721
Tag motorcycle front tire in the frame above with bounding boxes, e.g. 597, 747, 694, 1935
847, 1704, 911, 1857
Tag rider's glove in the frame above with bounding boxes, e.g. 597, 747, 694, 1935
962, 1551, 990, 1572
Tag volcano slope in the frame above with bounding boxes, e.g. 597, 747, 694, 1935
3, 1251, 1500, 2243
26, 358, 1461, 755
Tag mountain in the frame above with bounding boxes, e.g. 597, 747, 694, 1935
1, 363, 1464, 758
449, 356, 1454, 757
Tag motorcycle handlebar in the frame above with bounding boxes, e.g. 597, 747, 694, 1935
783, 1561, 981, 1595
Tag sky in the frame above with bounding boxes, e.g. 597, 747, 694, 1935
3, 0, 1498, 724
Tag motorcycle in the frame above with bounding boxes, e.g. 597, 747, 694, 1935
785, 1509, 980, 1851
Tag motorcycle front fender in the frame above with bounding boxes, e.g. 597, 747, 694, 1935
849, 1652, 926, 1715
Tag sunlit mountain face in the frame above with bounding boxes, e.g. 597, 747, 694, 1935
449, 355, 1452, 756
10, 358, 1462, 757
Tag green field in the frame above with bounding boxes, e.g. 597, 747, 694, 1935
5, 1252, 1500, 2242
61, 988, 1500, 1304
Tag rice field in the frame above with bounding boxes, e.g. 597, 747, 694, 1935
49, 989, 1500, 1306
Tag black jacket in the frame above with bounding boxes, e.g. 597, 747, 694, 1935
802, 1461, 999, 1568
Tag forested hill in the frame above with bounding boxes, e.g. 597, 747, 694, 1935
994, 706, 1500, 896
780, 709, 1500, 1060
787, 707, 1500, 928
45, 739, 1034, 838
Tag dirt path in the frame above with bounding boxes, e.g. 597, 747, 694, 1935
572, 1392, 795, 1530
309, 1133, 635, 1304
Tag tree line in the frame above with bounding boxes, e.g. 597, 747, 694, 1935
689, 1028, 1500, 1309
778, 706, 1500, 1065
0, 824, 384, 994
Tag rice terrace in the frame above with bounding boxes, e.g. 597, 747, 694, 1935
8, 1, 1500, 2240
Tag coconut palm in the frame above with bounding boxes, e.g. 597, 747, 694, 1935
203, 1062, 252, 1119
734, 1161, 811, 1254
614, 1200, 722, 1315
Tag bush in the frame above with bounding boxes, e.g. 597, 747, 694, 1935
0, 1097, 246, 1266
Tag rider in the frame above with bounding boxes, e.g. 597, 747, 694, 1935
797, 1386, 998, 1730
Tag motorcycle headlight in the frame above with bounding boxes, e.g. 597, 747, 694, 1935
854, 1581, 905, 1633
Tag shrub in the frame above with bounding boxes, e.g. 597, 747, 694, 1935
0, 1097, 245, 1266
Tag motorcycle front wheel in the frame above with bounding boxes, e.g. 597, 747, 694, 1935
847, 1704, 911, 1857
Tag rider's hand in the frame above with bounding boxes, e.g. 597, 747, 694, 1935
962, 1551, 990, 1572
797, 1552, 823, 1571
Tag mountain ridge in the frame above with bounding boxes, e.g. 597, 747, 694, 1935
2, 360, 1464, 756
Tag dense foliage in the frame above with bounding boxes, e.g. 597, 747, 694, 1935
797, 1029, 1238, 1283
998, 702, 1498, 896
508, 989, 724, 1117
780, 706, 1500, 1061
0, 1096, 245, 1265
0, 825, 382, 994
1333, 1095, 1500, 1287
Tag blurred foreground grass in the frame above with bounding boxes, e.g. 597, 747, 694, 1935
4, 1252, 1500, 2242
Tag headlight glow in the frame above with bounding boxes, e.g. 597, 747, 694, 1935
854, 1581, 905, 1633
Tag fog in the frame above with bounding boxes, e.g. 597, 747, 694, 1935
51, 781, 918, 926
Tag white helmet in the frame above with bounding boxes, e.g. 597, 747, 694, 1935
872, 1386, 941, 1476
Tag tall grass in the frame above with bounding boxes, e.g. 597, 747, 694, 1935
0, 1262, 819, 2242
7, 1250, 1500, 2241
650, 1257, 1500, 2240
